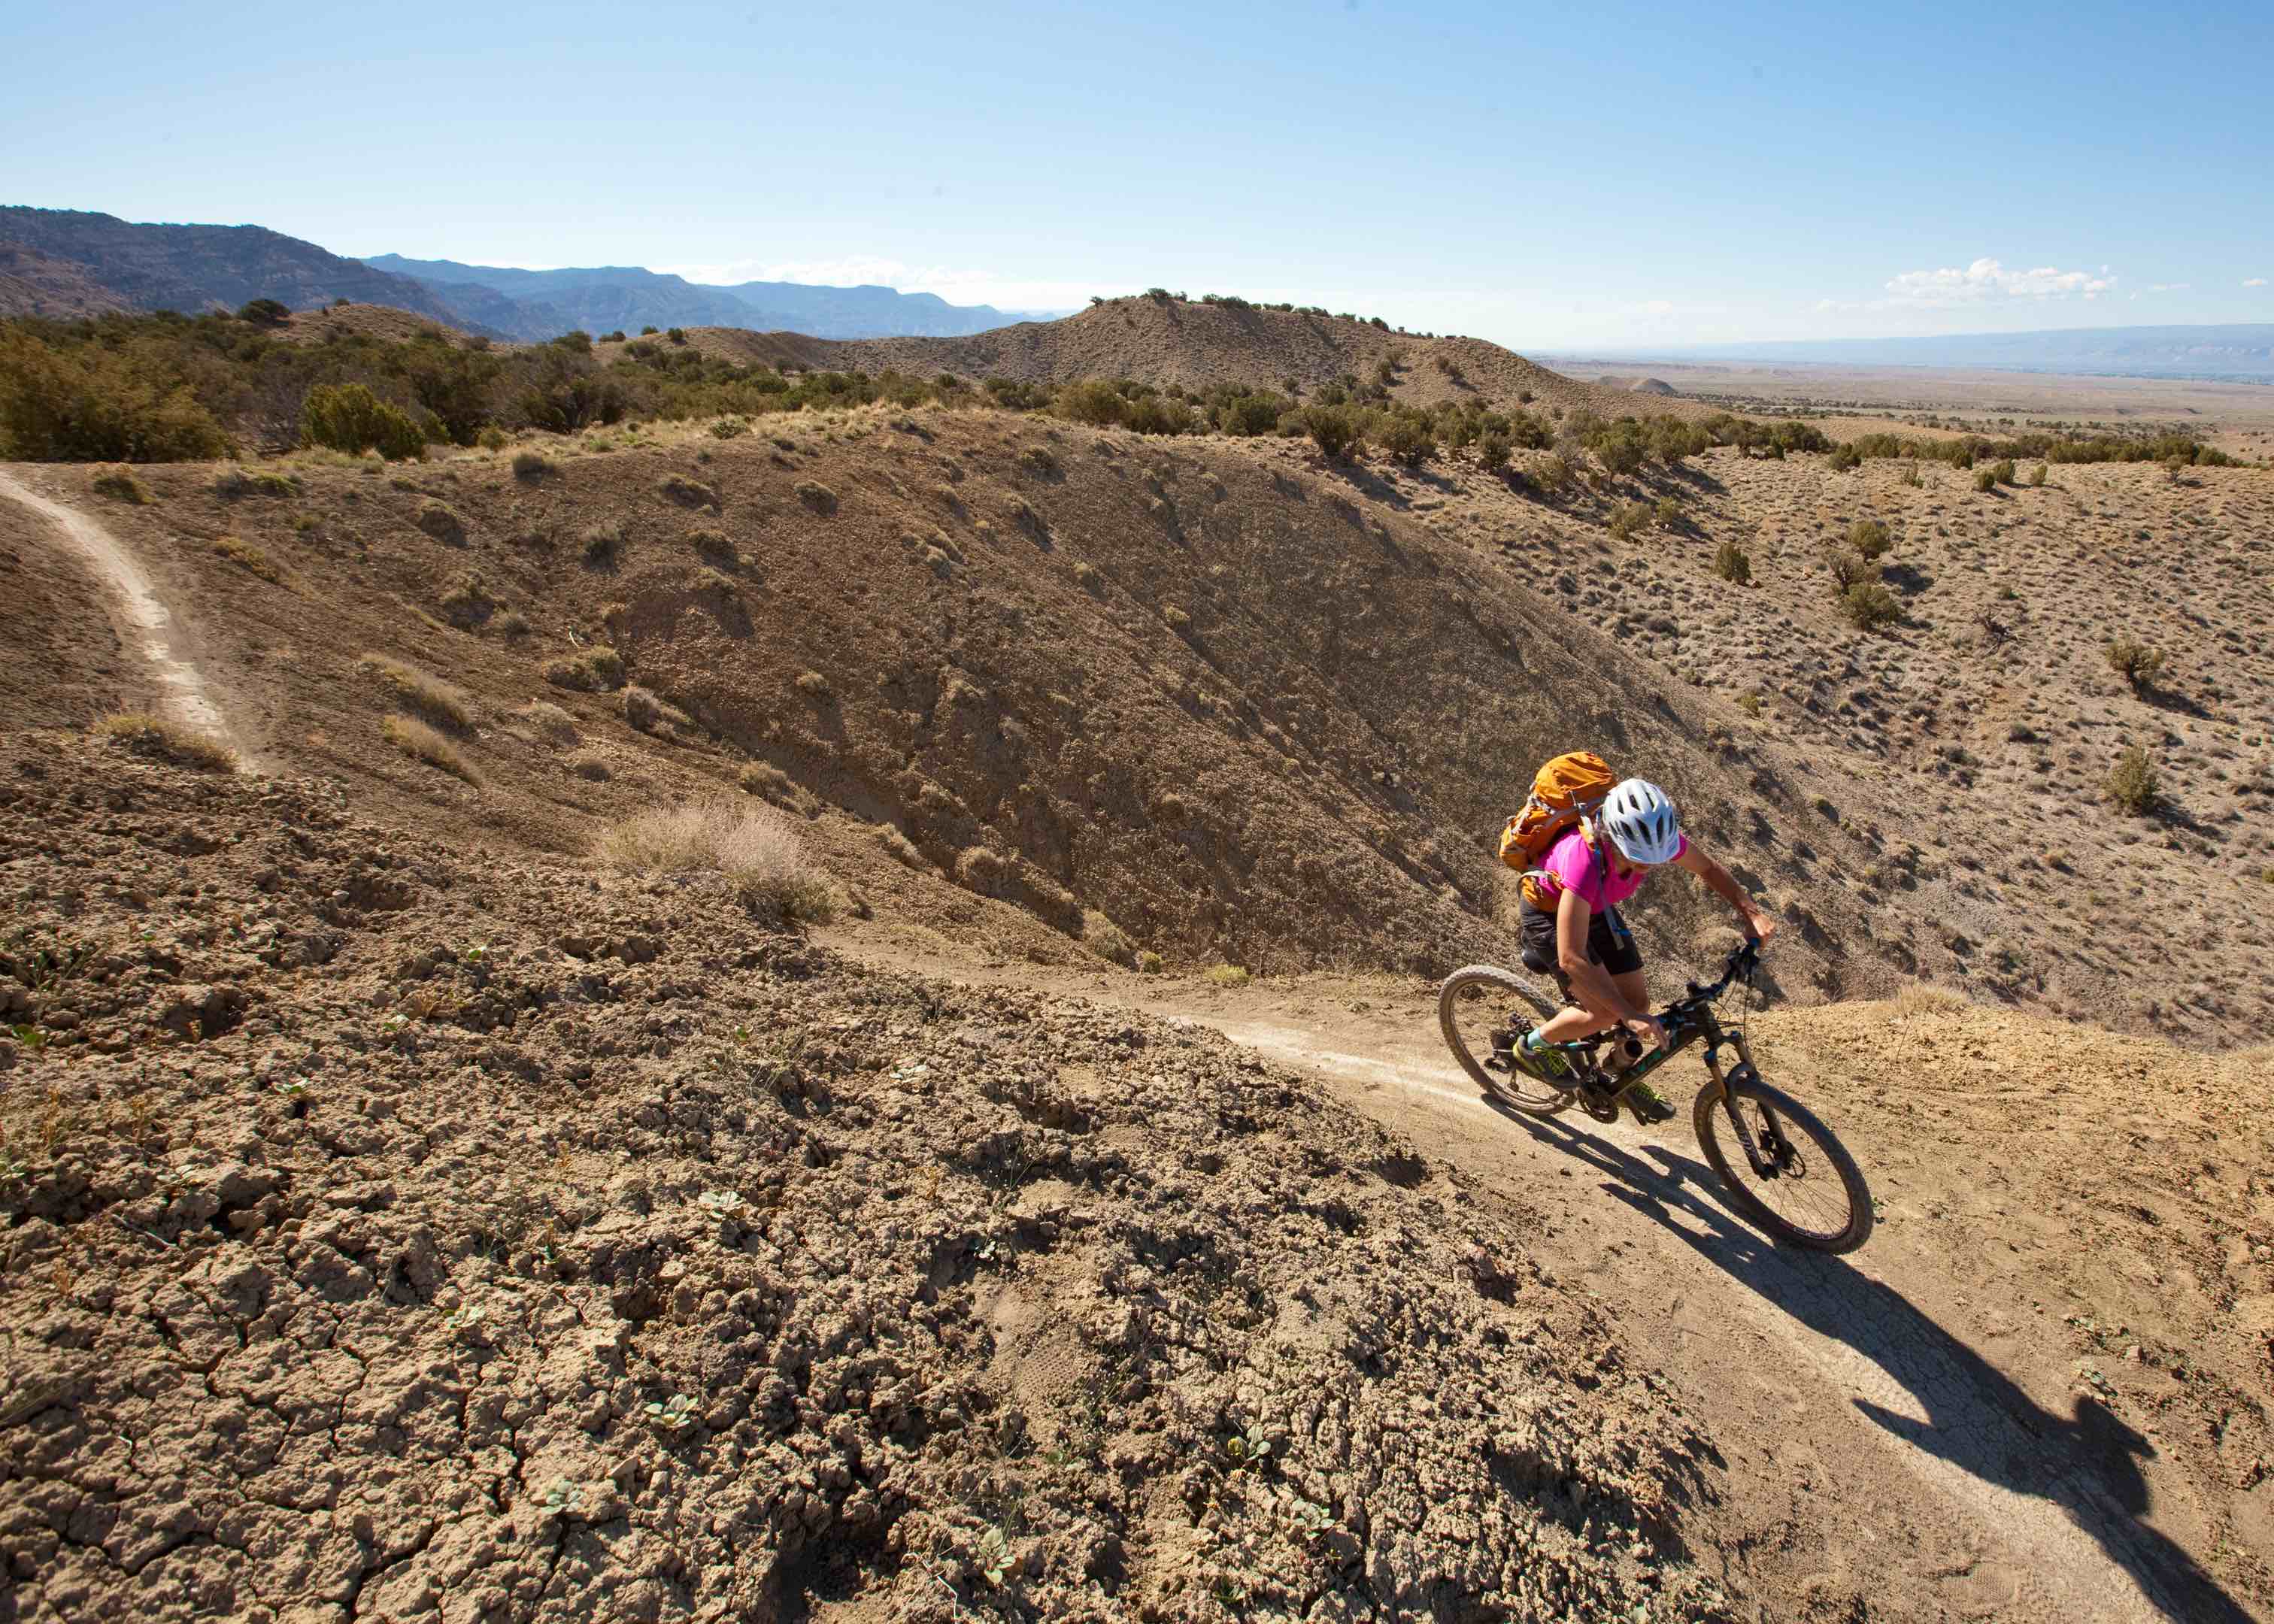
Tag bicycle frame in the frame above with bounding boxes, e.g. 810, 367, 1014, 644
1570, 953, 1792, 1180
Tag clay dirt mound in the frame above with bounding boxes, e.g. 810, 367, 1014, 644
271, 302, 477, 348
0, 735, 1733, 1622
625, 297, 1697, 420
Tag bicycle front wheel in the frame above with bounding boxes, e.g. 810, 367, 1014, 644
1437, 964, 1569, 1115
1693, 1075, 1873, 1253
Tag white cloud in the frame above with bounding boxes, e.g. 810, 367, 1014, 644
2247, 277, 2269, 288
1883, 256, 2117, 307
649, 253, 1092, 311
2142, 281, 2191, 293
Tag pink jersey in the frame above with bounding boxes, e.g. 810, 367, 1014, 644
1531, 824, 1687, 913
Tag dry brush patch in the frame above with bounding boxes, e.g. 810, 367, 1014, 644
358, 653, 474, 732
381, 713, 481, 784
596, 803, 837, 924
90, 710, 235, 771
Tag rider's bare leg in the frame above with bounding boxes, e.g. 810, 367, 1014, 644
1534, 968, 1648, 1045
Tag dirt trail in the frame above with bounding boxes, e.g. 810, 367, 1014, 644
829, 923, 2263, 1623
0, 469, 245, 762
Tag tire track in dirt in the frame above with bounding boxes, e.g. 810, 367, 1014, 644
827, 931, 2251, 1622
1214, 1017, 2245, 1624
0, 469, 247, 762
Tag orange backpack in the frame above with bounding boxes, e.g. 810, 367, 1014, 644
1497, 750, 1617, 910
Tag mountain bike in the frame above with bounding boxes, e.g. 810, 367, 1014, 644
1436, 941, 1874, 1253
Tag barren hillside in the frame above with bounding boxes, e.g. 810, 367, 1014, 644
0, 414, 1915, 1007
606, 296, 1684, 419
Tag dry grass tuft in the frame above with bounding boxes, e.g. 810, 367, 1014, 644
596, 804, 836, 923
91, 468, 155, 504
1893, 983, 1970, 1017
623, 683, 695, 735
93, 712, 237, 772
1203, 963, 1251, 987
213, 536, 287, 583
1082, 910, 1138, 968
382, 714, 481, 783
516, 700, 580, 745
874, 823, 926, 868
544, 647, 626, 692
359, 654, 473, 731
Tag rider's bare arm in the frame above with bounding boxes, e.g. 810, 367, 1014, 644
1672, 844, 1779, 942
1554, 889, 1656, 1040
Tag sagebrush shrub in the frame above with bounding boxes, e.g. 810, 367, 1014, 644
2106, 745, 2158, 815
2104, 637, 2165, 691
1839, 580, 1901, 630
1608, 501, 1653, 541
1827, 548, 1874, 590
302, 383, 424, 459
0, 331, 232, 462
1714, 539, 1751, 585
581, 521, 623, 565
1848, 518, 1891, 559
1304, 405, 1363, 462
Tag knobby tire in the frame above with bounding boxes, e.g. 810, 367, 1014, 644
1693, 1074, 1873, 1253
1436, 964, 1570, 1116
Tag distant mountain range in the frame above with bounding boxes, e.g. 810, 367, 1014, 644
0, 208, 1064, 342
357, 253, 1051, 341
1573, 325, 2274, 385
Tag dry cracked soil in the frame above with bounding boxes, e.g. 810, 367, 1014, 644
2, 356, 2271, 1624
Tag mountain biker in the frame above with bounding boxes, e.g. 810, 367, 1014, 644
1494, 778, 1778, 1123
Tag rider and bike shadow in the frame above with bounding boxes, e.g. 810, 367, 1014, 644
1479, 1080, 2256, 1623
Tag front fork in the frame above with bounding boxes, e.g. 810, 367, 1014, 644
1702, 1033, 1788, 1178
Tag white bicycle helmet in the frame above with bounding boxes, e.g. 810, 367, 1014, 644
1598, 777, 1682, 865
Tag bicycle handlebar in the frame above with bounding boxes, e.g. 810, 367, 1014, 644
1678, 938, 1761, 1010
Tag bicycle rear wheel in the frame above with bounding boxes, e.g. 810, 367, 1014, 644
1436, 964, 1569, 1115
1693, 1075, 1873, 1253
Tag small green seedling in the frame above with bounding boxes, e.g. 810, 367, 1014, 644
543, 1480, 586, 1515
697, 1189, 747, 1213
644, 1394, 697, 1432
1224, 1423, 1273, 1468
462, 943, 488, 964
444, 1304, 487, 1334
977, 1526, 1012, 1586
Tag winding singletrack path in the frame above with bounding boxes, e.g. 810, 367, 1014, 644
0, 468, 247, 763
830, 929, 2263, 1623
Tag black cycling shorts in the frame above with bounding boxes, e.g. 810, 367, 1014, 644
1519, 899, 1644, 993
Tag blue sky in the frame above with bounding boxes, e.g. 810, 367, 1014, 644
8, 0, 2272, 347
